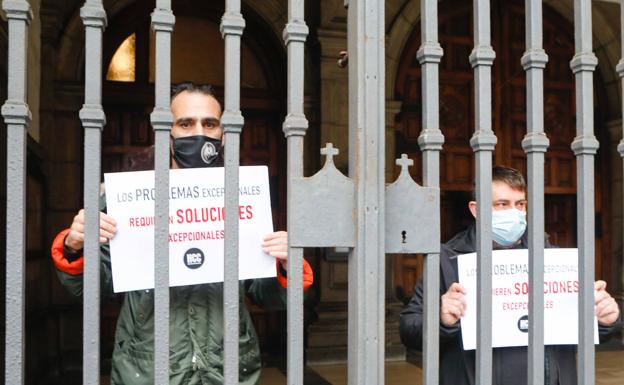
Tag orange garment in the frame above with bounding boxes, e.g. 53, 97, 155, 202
51, 228, 314, 290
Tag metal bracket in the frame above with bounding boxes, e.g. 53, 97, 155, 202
2, 0, 32, 23
79, 104, 106, 130
220, 12, 245, 37
1, 100, 31, 125
80, 2, 107, 29
290, 143, 355, 248
283, 21, 309, 44
221, 110, 244, 134
150, 107, 173, 131
151, 8, 175, 32
385, 154, 440, 254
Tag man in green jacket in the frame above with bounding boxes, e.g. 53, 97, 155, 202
51, 82, 314, 384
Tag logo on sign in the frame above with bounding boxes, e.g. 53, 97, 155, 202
184, 248, 205, 269
517, 315, 529, 333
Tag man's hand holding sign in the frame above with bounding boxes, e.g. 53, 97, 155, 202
440, 282, 467, 327
262, 231, 289, 269
64, 208, 117, 251
594, 280, 620, 326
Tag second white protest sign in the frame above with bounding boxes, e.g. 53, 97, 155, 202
457, 248, 598, 350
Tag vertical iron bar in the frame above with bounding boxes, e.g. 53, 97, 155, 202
616, 4, 624, 334
79, 2, 107, 384
1, 1, 31, 384
347, 0, 385, 384
521, 1, 549, 385
150, 2, 174, 384
570, 1, 599, 384
282, 1, 308, 384
220, 2, 245, 383
470, 1, 497, 384
417, 1, 444, 385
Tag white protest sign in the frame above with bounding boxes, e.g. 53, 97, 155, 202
457, 248, 599, 350
104, 166, 276, 292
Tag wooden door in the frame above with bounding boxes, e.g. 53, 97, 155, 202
393, 0, 610, 301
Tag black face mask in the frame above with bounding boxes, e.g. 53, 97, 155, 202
171, 135, 223, 168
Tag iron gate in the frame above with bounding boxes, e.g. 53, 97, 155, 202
2, 0, 620, 384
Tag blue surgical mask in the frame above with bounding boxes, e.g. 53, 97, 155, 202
492, 208, 527, 246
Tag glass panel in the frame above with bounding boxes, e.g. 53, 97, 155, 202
106, 33, 136, 82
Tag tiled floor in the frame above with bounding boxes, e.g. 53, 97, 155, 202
259, 351, 624, 385
307, 361, 422, 385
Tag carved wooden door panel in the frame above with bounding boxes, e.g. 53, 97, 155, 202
393, 0, 608, 301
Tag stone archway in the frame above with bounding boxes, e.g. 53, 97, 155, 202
55, 0, 318, 96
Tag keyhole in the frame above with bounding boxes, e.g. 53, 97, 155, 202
401, 230, 407, 244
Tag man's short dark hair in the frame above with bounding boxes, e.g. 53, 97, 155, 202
470, 165, 526, 200
171, 81, 219, 106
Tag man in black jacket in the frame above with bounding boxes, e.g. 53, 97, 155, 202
399, 165, 621, 385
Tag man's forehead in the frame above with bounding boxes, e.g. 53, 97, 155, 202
171, 91, 222, 117
492, 181, 526, 200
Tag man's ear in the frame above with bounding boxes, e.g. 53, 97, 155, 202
468, 201, 477, 218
